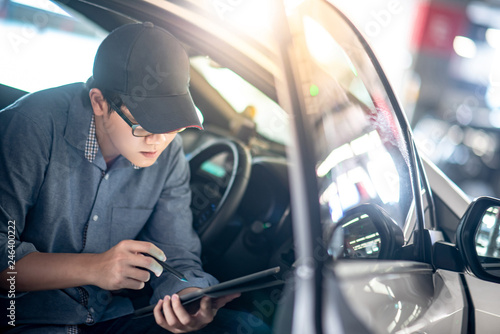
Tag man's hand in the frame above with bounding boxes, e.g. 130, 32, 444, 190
153, 287, 240, 333
89, 240, 166, 291
0, 240, 167, 292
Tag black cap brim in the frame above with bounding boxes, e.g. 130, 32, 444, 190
119, 90, 203, 134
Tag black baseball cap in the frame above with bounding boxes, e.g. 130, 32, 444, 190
92, 22, 202, 133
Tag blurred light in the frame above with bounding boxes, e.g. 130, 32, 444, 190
317, 130, 384, 181
350, 133, 371, 156
215, 0, 275, 36
489, 109, 500, 128
464, 129, 491, 157
347, 166, 377, 199
337, 173, 360, 210
467, 1, 500, 30
367, 151, 400, 204
486, 28, 500, 49
319, 182, 343, 222
447, 125, 464, 145
284, 0, 305, 14
342, 217, 359, 228
303, 16, 337, 64
450, 145, 469, 165
310, 84, 319, 97
483, 212, 496, 229
453, 36, 477, 58
317, 143, 353, 177
12, 0, 71, 16
303, 16, 358, 76
365, 233, 379, 240
456, 103, 473, 125
467, 1, 491, 25
401, 50, 414, 70
365, 278, 395, 297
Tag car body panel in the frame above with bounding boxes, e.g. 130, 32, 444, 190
422, 154, 470, 219
337, 262, 466, 333
466, 275, 500, 331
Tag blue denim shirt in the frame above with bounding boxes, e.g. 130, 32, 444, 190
0, 83, 218, 326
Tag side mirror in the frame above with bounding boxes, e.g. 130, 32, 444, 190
457, 196, 500, 283
327, 203, 404, 259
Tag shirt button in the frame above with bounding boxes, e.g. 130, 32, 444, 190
89, 307, 95, 313
104, 174, 109, 180
92, 215, 99, 221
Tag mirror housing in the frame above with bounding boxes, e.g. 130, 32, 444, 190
457, 196, 500, 284
432, 241, 464, 272
328, 204, 404, 260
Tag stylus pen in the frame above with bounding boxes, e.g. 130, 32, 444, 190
144, 254, 188, 282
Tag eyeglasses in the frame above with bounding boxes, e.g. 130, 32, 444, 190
108, 101, 185, 137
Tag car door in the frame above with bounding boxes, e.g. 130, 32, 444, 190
274, 0, 469, 333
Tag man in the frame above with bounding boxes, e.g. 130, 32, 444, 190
0, 22, 252, 333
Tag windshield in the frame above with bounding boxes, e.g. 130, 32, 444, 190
190, 56, 290, 145
286, 2, 414, 236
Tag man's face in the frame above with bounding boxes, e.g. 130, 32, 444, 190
100, 104, 179, 168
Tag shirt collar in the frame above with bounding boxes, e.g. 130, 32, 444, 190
84, 115, 141, 169
62, 85, 141, 169
84, 115, 99, 163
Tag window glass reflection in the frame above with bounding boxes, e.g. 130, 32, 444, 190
292, 8, 414, 235
476, 206, 500, 258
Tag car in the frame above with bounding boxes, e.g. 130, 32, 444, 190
1, 0, 500, 333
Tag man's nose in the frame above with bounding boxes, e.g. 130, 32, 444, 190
145, 133, 166, 144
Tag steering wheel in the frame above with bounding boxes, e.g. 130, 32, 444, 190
187, 138, 251, 248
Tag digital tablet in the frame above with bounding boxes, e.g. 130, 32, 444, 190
133, 266, 283, 318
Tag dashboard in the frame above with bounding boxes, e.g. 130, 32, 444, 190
183, 130, 294, 282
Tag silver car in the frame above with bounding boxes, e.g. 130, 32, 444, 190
1, 0, 500, 333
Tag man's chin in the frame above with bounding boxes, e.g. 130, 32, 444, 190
128, 157, 157, 168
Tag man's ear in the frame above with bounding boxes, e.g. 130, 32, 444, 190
89, 88, 108, 116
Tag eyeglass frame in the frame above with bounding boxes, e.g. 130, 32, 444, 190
108, 100, 152, 137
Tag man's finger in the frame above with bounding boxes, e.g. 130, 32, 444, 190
133, 254, 163, 277
122, 278, 145, 290
121, 240, 166, 262
162, 295, 181, 328
153, 299, 168, 328
198, 296, 213, 316
122, 265, 152, 283
171, 294, 192, 326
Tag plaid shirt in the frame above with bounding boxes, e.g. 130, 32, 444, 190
84, 115, 99, 164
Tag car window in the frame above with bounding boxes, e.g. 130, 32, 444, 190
0, 0, 107, 93
190, 56, 290, 145
284, 3, 415, 253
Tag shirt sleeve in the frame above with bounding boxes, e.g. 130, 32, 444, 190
0, 106, 50, 273
137, 136, 218, 303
